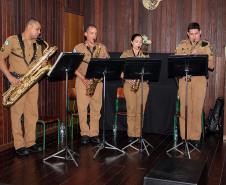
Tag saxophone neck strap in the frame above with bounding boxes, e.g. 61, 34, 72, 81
84, 43, 96, 58
17, 34, 37, 66
132, 49, 141, 57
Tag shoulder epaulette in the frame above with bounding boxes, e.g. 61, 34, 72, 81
179, 40, 188, 45
77, 43, 84, 47
201, 40, 209, 47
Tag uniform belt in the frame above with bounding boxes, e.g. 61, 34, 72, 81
11, 72, 24, 79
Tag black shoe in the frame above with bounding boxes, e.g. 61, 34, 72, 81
190, 140, 201, 149
16, 147, 30, 156
27, 144, 43, 153
90, 136, 100, 144
81, 135, 90, 144
128, 137, 136, 143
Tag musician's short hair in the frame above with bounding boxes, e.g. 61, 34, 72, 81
187, 22, 200, 32
26, 17, 40, 27
85, 24, 97, 32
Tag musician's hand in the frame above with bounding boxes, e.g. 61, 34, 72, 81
41, 60, 48, 67
191, 50, 198, 55
81, 77, 90, 86
8, 75, 20, 86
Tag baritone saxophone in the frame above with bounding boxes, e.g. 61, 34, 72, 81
86, 44, 102, 97
2, 39, 57, 106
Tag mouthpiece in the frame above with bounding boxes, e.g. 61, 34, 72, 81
36, 37, 44, 44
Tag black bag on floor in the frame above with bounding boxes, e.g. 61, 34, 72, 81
206, 97, 224, 133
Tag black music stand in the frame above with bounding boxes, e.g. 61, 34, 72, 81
166, 55, 208, 159
43, 52, 84, 166
122, 58, 161, 156
85, 58, 125, 159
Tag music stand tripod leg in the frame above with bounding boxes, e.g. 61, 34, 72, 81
66, 147, 79, 166
105, 141, 125, 153
188, 142, 200, 152
166, 141, 184, 155
43, 70, 79, 166
93, 143, 104, 159
43, 148, 66, 161
93, 73, 125, 159
138, 137, 154, 156
122, 139, 139, 151
167, 70, 201, 159
122, 68, 154, 156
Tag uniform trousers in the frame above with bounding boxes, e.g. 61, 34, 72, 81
178, 76, 207, 140
76, 77, 102, 137
10, 84, 39, 149
123, 81, 149, 137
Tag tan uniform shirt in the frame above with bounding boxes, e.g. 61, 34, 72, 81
120, 49, 149, 79
74, 43, 109, 76
175, 39, 214, 69
0, 35, 42, 75
120, 49, 148, 58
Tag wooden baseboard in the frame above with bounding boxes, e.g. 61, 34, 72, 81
0, 143, 14, 152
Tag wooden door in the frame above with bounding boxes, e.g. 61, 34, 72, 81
64, 12, 84, 87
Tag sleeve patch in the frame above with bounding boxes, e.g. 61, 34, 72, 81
4, 40, 10, 46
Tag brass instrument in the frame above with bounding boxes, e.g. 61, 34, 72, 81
130, 51, 148, 93
142, 0, 162, 10
2, 39, 57, 106
86, 78, 102, 96
130, 79, 140, 93
86, 44, 102, 97
184, 40, 197, 82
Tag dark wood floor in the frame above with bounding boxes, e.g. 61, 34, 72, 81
0, 131, 225, 185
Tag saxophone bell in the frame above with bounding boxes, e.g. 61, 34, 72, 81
130, 48, 144, 93
85, 44, 102, 96
86, 78, 102, 97
130, 79, 140, 93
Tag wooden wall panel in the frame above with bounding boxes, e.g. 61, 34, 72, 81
64, 12, 84, 87
64, 12, 84, 52
64, 0, 84, 15
0, 0, 65, 151
83, 0, 226, 137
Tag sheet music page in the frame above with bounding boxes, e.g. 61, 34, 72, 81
47, 52, 64, 76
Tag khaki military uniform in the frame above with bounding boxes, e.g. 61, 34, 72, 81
0, 35, 42, 149
175, 39, 214, 140
121, 49, 150, 137
74, 43, 109, 137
